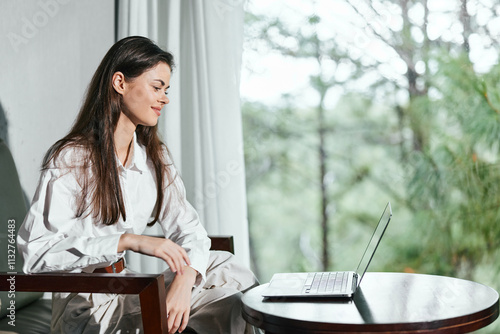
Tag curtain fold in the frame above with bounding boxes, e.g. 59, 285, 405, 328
117, 0, 250, 271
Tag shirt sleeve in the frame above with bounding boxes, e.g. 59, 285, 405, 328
158, 162, 211, 285
17, 166, 123, 274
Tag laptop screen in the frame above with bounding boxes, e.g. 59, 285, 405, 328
355, 202, 392, 287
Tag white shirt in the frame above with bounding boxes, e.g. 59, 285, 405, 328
17, 133, 210, 283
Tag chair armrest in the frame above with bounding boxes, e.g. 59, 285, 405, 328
0, 273, 167, 334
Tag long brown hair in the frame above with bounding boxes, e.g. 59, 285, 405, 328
43, 36, 176, 226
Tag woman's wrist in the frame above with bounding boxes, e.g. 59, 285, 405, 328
174, 266, 198, 285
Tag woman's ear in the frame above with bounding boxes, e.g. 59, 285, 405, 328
112, 71, 126, 95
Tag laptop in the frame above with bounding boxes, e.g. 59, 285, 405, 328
262, 202, 392, 298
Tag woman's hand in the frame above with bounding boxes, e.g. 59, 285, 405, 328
118, 234, 191, 274
166, 266, 197, 333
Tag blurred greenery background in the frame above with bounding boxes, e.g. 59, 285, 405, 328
241, 1, 500, 332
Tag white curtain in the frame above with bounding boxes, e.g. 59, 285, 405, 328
117, 0, 251, 271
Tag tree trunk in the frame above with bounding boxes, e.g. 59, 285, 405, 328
318, 102, 329, 271
460, 0, 471, 54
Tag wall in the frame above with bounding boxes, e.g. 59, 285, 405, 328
0, 0, 115, 200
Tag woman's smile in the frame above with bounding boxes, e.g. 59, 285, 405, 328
151, 106, 162, 116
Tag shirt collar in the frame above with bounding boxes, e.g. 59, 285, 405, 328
118, 132, 147, 173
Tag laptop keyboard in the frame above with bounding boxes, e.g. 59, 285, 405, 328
304, 272, 349, 294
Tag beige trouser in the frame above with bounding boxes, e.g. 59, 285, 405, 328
51, 251, 262, 334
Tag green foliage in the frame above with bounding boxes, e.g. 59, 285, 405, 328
400, 54, 500, 281
242, 94, 402, 280
242, 100, 321, 279
436, 54, 500, 150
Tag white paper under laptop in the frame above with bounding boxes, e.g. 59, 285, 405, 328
262, 202, 392, 298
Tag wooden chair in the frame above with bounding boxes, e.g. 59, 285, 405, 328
0, 235, 234, 334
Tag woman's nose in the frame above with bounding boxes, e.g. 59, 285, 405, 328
160, 94, 169, 105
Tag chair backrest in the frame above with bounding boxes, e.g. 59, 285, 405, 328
0, 139, 43, 317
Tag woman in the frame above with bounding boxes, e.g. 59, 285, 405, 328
17, 36, 260, 334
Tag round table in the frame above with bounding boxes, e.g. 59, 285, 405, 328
242, 272, 499, 333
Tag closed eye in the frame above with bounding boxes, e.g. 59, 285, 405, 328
153, 86, 169, 96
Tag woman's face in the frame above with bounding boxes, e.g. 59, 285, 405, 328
118, 62, 171, 127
